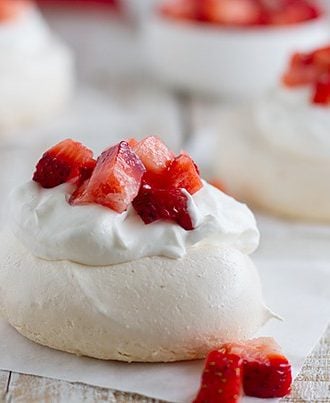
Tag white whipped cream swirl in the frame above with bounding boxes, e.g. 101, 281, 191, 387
8, 181, 259, 266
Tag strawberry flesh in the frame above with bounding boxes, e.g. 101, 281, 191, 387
160, 0, 201, 21
131, 139, 202, 230
282, 46, 330, 88
132, 185, 193, 230
33, 139, 96, 189
194, 337, 292, 402
132, 136, 175, 174
193, 350, 242, 403
160, 0, 321, 25
202, 0, 263, 26
70, 141, 145, 213
0, 0, 29, 22
269, 0, 320, 25
312, 72, 330, 106
166, 153, 203, 195
223, 337, 292, 398
313, 46, 330, 73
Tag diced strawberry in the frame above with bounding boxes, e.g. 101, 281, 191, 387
160, 0, 200, 21
0, 0, 29, 21
132, 136, 175, 174
33, 139, 96, 189
313, 46, 330, 74
282, 45, 330, 90
224, 337, 292, 398
70, 141, 145, 213
312, 72, 330, 106
193, 350, 242, 403
166, 153, 203, 195
267, 0, 320, 25
132, 185, 193, 230
202, 0, 263, 26
282, 51, 318, 87
126, 138, 139, 148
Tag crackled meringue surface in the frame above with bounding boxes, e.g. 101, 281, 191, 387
9, 180, 260, 266
0, 230, 272, 362
216, 88, 330, 221
0, 4, 73, 134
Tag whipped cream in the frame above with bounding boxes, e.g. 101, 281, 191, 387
254, 86, 330, 161
8, 181, 259, 266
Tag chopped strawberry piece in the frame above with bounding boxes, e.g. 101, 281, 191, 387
132, 185, 193, 230
70, 141, 145, 213
193, 350, 242, 403
166, 153, 203, 195
126, 138, 139, 148
33, 139, 96, 189
268, 0, 320, 25
160, 0, 322, 26
160, 0, 200, 21
202, 0, 262, 26
313, 46, 330, 74
0, 0, 29, 22
224, 337, 292, 398
132, 136, 175, 174
312, 72, 330, 106
282, 51, 317, 87
282, 45, 330, 94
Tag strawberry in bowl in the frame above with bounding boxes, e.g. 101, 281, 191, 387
0, 135, 276, 363
160, 0, 322, 26
145, 0, 328, 98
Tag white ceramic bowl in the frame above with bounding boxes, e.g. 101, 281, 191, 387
145, 15, 330, 99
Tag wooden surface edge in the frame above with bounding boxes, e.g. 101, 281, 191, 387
1, 370, 160, 403
0, 371, 10, 403
281, 324, 330, 403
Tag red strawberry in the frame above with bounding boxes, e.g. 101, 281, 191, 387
160, 0, 200, 21
224, 337, 292, 398
70, 141, 145, 213
132, 136, 175, 174
193, 350, 242, 403
126, 138, 139, 148
166, 153, 203, 195
132, 185, 193, 230
282, 51, 317, 87
0, 0, 29, 22
267, 0, 320, 25
313, 46, 330, 74
202, 0, 262, 26
282, 45, 330, 90
33, 139, 96, 189
312, 72, 330, 106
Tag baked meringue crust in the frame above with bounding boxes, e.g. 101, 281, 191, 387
0, 230, 271, 362
0, 5, 73, 134
216, 102, 330, 222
